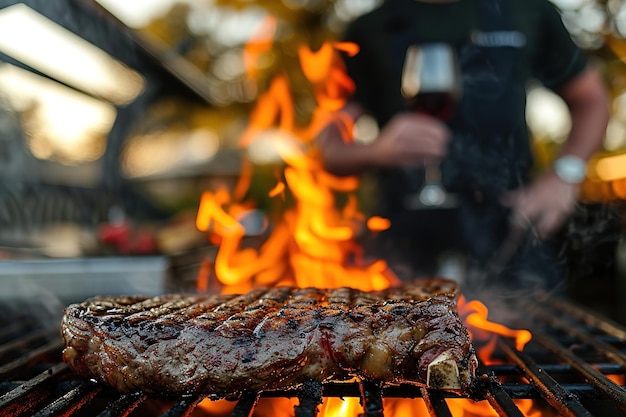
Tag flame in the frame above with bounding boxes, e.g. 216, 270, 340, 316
196, 399, 235, 416
255, 397, 300, 417
447, 398, 499, 416
268, 180, 285, 198
243, 16, 277, 78
319, 397, 361, 417
445, 398, 551, 416
196, 258, 212, 293
458, 295, 532, 364
195, 23, 395, 293
605, 373, 625, 386
367, 216, 391, 232
195, 396, 551, 417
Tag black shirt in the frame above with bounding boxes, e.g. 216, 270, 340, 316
341, 0, 588, 206
342, 0, 587, 127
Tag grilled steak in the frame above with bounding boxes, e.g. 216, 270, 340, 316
61, 278, 477, 397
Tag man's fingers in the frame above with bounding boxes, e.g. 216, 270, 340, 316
503, 190, 540, 234
412, 113, 451, 140
537, 207, 570, 238
509, 207, 535, 234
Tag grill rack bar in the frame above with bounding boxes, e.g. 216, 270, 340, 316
258, 380, 623, 399
159, 395, 204, 417
534, 328, 626, 412
96, 391, 147, 417
0, 362, 68, 409
0, 327, 58, 358
498, 337, 593, 417
295, 380, 323, 417
0, 339, 63, 380
483, 381, 524, 417
229, 393, 257, 417
507, 298, 626, 414
421, 387, 455, 417
0, 318, 38, 341
517, 298, 626, 368
548, 297, 626, 341
31, 379, 101, 417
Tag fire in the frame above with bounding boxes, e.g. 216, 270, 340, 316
458, 295, 532, 364
445, 398, 547, 417
195, 396, 552, 417
605, 373, 625, 386
319, 397, 361, 417
195, 398, 235, 416
195, 16, 396, 293
367, 216, 391, 232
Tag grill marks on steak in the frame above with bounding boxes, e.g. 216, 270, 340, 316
61, 279, 477, 397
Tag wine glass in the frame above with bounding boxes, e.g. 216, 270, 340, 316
400, 43, 461, 209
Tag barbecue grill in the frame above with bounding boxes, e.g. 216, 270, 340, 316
1, 291, 625, 417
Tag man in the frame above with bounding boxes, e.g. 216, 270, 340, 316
317, 0, 610, 294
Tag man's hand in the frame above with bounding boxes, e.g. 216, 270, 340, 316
317, 107, 451, 176
500, 172, 580, 239
373, 112, 451, 166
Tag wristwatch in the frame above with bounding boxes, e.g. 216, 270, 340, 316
553, 155, 587, 184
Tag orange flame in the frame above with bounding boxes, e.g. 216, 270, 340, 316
196, 399, 235, 416
605, 373, 625, 386
446, 398, 551, 416
243, 16, 277, 78
367, 216, 391, 232
268, 180, 285, 198
319, 397, 361, 417
195, 396, 551, 417
195, 24, 396, 292
458, 295, 532, 363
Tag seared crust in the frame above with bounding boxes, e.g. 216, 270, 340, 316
61, 278, 477, 396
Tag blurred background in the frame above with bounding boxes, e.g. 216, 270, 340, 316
0, 0, 625, 321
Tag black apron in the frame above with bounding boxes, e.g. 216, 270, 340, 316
368, 0, 562, 293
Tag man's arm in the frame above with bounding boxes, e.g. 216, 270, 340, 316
502, 66, 610, 237
555, 67, 610, 162
317, 103, 451, 177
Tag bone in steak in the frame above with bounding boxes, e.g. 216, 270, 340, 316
61, 278, 477, 397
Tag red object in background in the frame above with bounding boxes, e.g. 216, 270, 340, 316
98, 221, 157, 255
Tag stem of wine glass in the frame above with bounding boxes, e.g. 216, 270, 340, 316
424, 159, 442, 184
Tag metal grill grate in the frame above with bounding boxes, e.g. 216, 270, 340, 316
1, 294, 625, 416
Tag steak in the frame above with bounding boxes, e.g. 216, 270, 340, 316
61, 278, 477, 397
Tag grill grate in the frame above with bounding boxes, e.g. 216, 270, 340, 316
1, 294, 625, 416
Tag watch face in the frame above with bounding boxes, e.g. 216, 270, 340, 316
555, 156, 586, 184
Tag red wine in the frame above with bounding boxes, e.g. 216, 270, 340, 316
407, 91, 457, 121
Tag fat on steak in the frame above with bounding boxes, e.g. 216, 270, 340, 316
61, 278, 477, 397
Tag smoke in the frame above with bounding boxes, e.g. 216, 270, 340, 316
0, 276, 66, 326
557, 202, 624, 282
